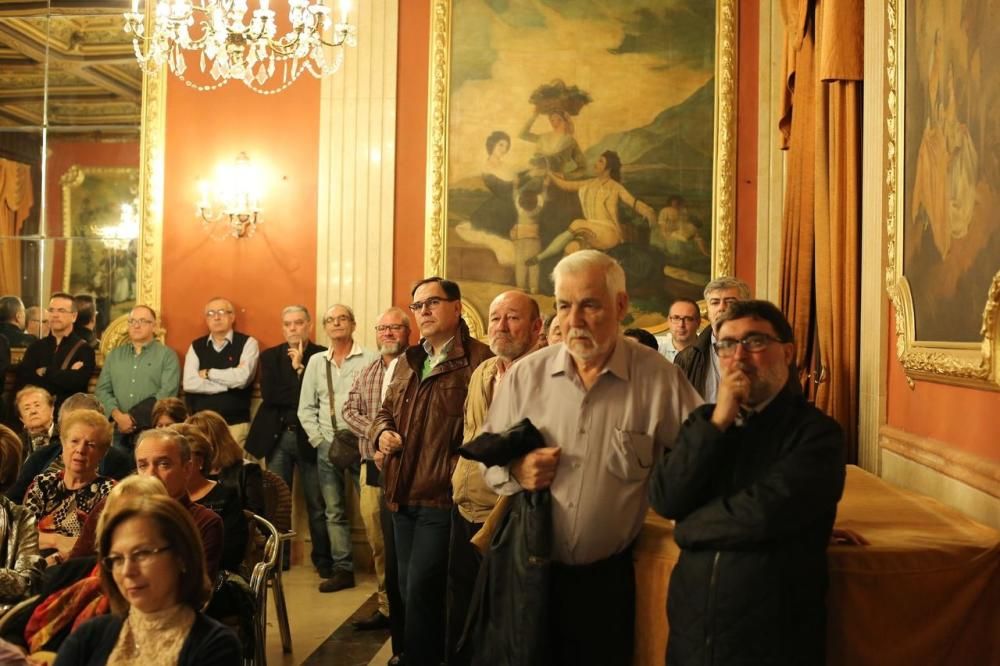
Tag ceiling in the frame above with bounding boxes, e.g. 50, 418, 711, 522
0, 1, 141, 128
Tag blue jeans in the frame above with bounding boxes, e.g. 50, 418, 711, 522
316, 440, 360, 573
267, 430, 331, 571
392, 505, 451, 666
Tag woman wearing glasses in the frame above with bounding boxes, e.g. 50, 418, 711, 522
23, 410, 115, 567
54, 495, 240, 665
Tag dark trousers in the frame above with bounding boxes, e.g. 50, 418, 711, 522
392, 505, 451, 666
550, 547, 636, 666
267, 430, 331, 570
380, 485, 405, 656
445, 508, 482, 666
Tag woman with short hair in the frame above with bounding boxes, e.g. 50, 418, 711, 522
23, 410, 115, 567
151, 398, 188, 429
185, 411, 264, 516
53, 495, 241, 665
0, 425, 43, 605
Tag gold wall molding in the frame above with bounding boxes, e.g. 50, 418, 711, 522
423, 0, 737, 283
879, 425, 1000, 500
883, 0, 1000, 391
137, 38, 165, 313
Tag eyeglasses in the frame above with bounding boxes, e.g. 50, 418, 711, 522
668, 315, 697, 324
375, 324, 406, 333
205, 309, 233, 318
101, 545, 172, 572
323, 315, 353, 325
46, 307, 73, 315
127, 318, 154, 326
714, 333, 785, 358
408, 297, 456, 312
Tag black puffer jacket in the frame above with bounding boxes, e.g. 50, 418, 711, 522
649, 381, 845, 666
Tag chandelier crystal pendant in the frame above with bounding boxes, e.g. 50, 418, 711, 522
123, 0, 357, 94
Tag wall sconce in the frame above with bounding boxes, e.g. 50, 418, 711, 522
197, 152, 263, 239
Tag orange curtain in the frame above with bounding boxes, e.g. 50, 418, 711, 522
778, 0, 863, 460
0, 157, 34, 295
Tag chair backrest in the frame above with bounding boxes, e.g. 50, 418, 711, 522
260, 469, 292, 534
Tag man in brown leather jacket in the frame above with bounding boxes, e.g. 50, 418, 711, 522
370, 277, 492, 666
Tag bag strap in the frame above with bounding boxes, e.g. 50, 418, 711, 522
59, 339, 87, 371
324, 358, 339, 431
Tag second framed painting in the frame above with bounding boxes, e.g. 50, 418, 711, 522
424, 0, 737, 333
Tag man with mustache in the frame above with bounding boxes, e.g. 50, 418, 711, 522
649, 300, 845, 665
481, 251, 701, 666
447, 290, 542, 665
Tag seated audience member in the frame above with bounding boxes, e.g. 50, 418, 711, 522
0, 425, 43, 606
537, 313, 555, 348
14, 386, 56, 459
54, 495, 241, 665
649, 300, 846, 666
7, 394, 133, 504
23, 410, 116, 567
71, 429, 224, 580
186, 411, 264, 517
172, 424, 247, 573
623, 327, 659, 351
546, 313, 563, 344
151, 397, 189, 429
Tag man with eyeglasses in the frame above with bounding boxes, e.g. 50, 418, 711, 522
656, 297, 702, 361
674, 276, 751, 401
14, 292, 96, 413
371, 277, 492, 666
96, 305, 180, 452
246, 305, 329, 578
340, 307, 411, 636
183, 297, 260, 447
298, 304, 377, 593
649, 300, 845, 666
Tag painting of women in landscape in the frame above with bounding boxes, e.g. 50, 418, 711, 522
903, 0, 1000, 342
440, 0, 720, 327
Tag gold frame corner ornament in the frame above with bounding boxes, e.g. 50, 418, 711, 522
883, 0, 999, 391
423, 0, 737, 282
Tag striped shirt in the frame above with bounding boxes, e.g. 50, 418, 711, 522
343, 354, 401, 460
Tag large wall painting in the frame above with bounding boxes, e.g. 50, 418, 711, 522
425, 0, 737, 332
887, 0, 1000, 389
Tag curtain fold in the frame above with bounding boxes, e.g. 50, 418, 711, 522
0, 157, 35, 295
778, 0, 863, 460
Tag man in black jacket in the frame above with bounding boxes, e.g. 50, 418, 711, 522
245, 305, 331, 575
14, 292, 96, 413
673, 276, 749, 401
650, 300, 845, 666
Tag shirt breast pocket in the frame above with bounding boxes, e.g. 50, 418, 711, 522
606, 429, 654, 483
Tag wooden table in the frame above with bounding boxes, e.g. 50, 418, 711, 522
633, 465, 1000, 665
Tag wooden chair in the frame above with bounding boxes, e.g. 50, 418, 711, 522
259, 469, 294, 654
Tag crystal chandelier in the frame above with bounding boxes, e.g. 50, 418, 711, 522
123, 0, 357, 94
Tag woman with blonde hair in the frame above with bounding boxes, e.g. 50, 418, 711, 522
185, 411, 263, 516
24, 410, 115, 566
54, 495, 240, 665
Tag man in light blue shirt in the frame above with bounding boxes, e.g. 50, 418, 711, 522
298, 304, 376, 593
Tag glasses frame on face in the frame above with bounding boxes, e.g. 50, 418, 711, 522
205, 309, 233, 318
668, 315, 698, 324
46, 307, 73, 315
409, 297, 457, 312
127, 318, 155, 327
101, 545, 173, 572
375, 324, 406, 334
714, 333, 785, 358
323, 315, 353, 325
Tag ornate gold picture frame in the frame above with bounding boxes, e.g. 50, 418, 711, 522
424, 0, 737, 329
885, 0, 1000, 390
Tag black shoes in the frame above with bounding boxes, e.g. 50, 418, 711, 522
317, 567, 334, 579
351, 610, 390, 631
319, 570, 355, 593
387, 655, 404, 666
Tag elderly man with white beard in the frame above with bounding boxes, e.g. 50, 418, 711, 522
481, 251, 702, 666
446, 290, 542, 665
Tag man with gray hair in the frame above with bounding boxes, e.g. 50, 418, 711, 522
299, 304, 377, 593
183, 296, 260, 446
342, 306, 412, 632
481, 250, 702, 665
674, 276, 751, 401
0, 295, 36, 347
247, 305, 330, 576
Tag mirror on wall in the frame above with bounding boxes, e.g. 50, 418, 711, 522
0, 6, 143, 348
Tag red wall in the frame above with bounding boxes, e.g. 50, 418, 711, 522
391, 1, 760, 304
160, 75, 320, 354
885, 307, 1000, 463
